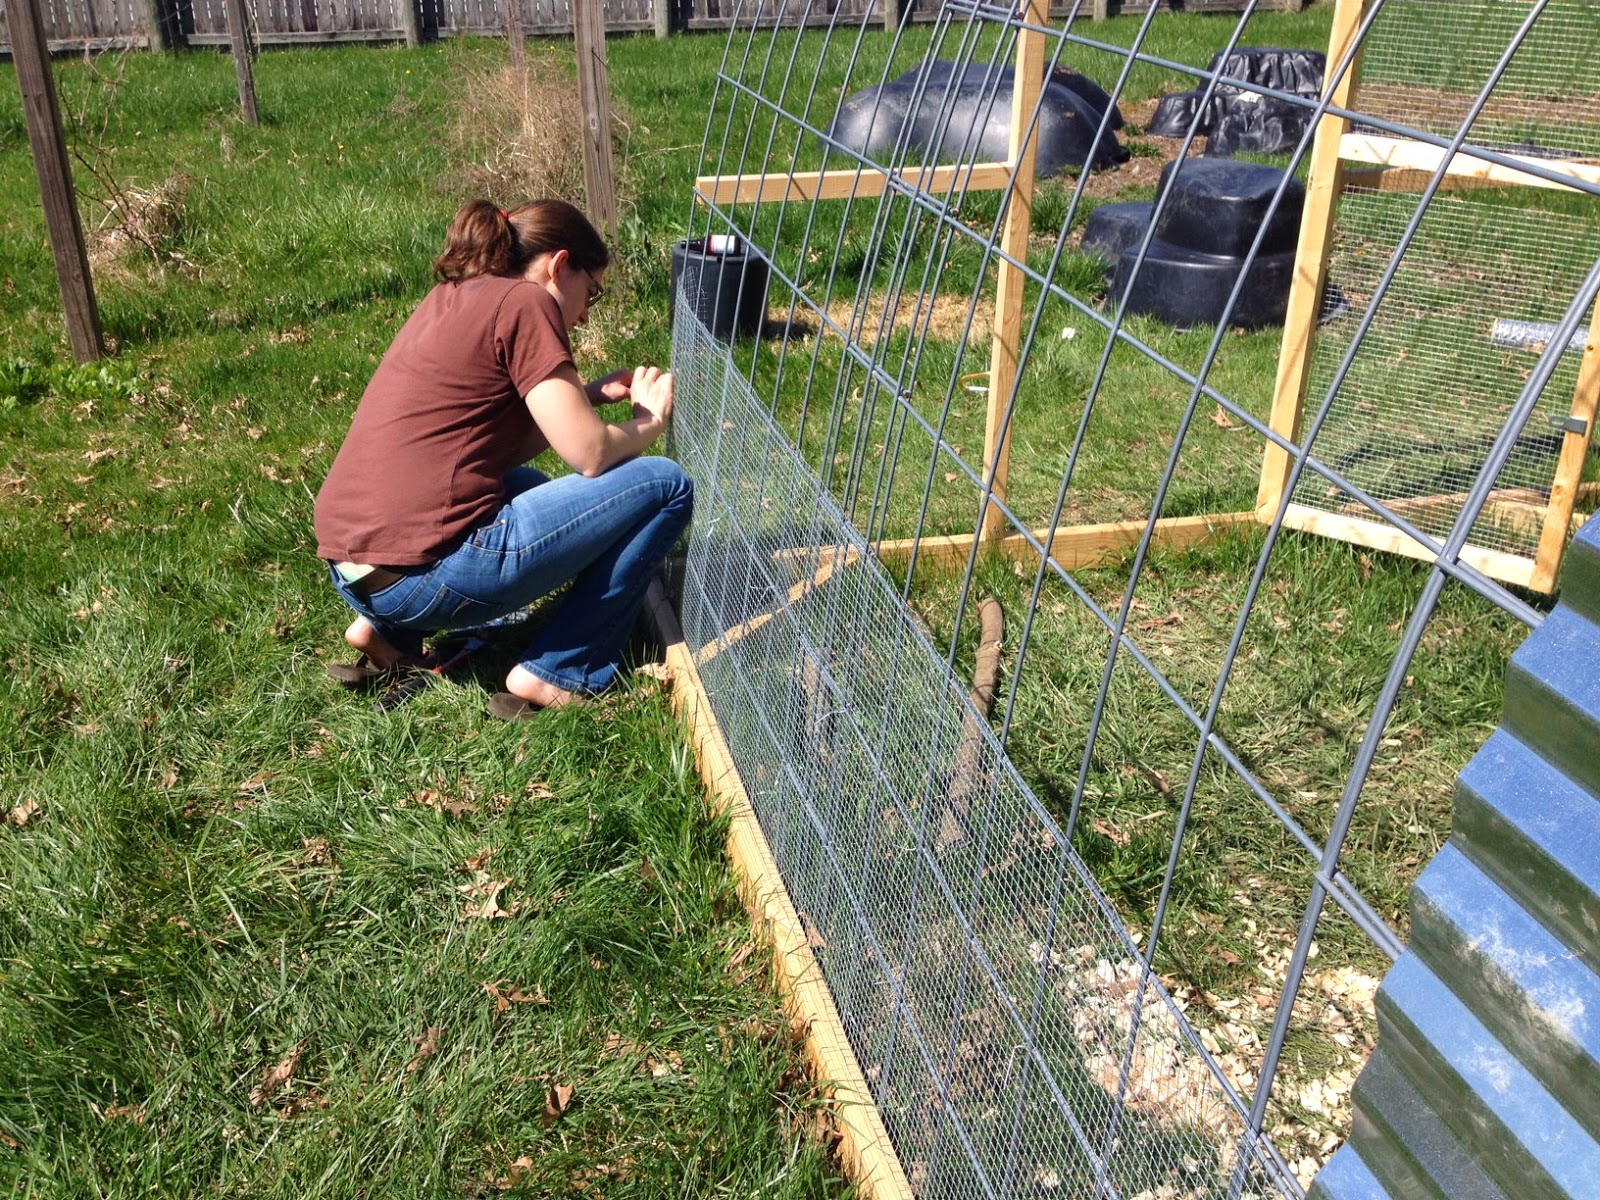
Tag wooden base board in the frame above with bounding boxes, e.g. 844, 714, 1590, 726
873, 510, 1259, 570
1277, 502, 1539, 590
643, 579, 914, 1200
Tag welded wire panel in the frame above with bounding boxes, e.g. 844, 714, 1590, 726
1355, 0, 1600, 161
1293, 184, 1600, 556
675, 303, 1294, 1198
675, 0, 1600, 1194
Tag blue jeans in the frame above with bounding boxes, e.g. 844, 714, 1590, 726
328, 456, 693, 695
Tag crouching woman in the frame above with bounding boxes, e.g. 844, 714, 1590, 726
313, 198, 692, 717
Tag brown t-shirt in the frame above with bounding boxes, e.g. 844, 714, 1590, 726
314, 276, 572, 565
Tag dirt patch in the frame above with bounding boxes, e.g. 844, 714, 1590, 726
1078, 99, 1203, 202
807, 289, 993, 351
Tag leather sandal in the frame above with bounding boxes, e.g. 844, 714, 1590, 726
487, 692, 544, 720
326, 655, 423, 690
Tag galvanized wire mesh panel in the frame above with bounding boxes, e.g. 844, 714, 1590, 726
677, 0, 1600, 1195
1356, 0, 1600, 161
675, 302, 1291, 1198
1293, 184, 1600, 555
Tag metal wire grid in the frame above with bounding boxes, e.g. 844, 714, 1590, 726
675, 304, 1291, 1198
1355, 0, 1600, 161
677, 0, 1600, 1194
1293, 184, 1600, 555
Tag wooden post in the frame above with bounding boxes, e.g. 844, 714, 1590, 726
1528, 302, 1600, 593
880, 0, 899, 31
505, 0, 525, 70
399, 0, 421, 47
573, 0, 618, 238
654, 0, 671, 39
1090, 0, 1109, 20
223, 0, 260, 125
1256, 0, 1367, 518
139, 0, 174, 50
11, 0, 104, 362
980, 0, 1047, 543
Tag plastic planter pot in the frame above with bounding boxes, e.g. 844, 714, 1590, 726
670, 237, 770, 342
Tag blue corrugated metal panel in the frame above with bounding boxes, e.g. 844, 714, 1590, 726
1311, 515, 1600, 1200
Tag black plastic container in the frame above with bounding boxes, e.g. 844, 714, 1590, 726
670, 238, 769, 342
1112, 239, 1296, 330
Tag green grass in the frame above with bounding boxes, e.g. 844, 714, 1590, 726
2, 7, 1550, 1190
0, 37, 848, 1198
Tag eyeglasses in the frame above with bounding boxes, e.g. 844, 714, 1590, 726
581, 268, 605, 307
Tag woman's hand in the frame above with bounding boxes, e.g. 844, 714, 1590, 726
629, 365, 673, 430
585, 368, 634, 407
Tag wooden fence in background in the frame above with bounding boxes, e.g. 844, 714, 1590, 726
1, 0, 1305, 53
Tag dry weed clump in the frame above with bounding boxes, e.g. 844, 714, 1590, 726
85, 173, 192, 277
448, 54, 622, 206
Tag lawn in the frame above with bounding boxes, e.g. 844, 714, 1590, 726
3, 7, 1554, 1193
0, 34, 847, 1198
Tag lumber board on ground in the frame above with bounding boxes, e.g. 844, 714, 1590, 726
1340, 134, 1600, 193
643, 579, 914, 1200
1280, 503, 1537, 589
873, 511, 1257, 570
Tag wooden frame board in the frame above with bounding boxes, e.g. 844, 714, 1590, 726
1260, 0, 1598, 594
643, 580, 914, 1200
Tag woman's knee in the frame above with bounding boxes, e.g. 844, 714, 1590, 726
627, 455, 694, 512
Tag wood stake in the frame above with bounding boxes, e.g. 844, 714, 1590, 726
572, 0, 618, 237
505, 0, 525, 71
981, 0, 1048, 543
223, 0, 260, 125
10, 0, 104, 362
399, 0, 421, 48
1529, 301, 1600, 593
1256, 0, 1366, 519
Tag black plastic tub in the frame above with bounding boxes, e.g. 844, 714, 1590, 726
670, 238, 769, 342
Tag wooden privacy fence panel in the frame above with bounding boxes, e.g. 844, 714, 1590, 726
3, 0, 1309, 53
0, 0, 151, 49
185, 0, 401, 43
431, 0, 651, 37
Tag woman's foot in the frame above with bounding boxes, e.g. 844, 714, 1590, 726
345, 616, 413, 670
504, 664, 581, 709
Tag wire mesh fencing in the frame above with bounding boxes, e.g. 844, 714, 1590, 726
672, 0, 1599, 1195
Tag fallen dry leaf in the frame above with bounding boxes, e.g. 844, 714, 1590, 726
249, 1045, 304, 1108
459, 871, 519, 919
1209, 404, 1239, 430
237, 771, 275, 795
1092, 819, 1130, 847
96, 1102, 145, 1124
799, 912, 827, 951
489, 1155, 536, 1191
482, 979, 547, 1014
277, 1090, 328, 1120
542, 1081, 574, 1128
405, 1026, 443, 1075
8, 799, 41, 828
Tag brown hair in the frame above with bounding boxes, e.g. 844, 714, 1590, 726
432, 199, 609, 284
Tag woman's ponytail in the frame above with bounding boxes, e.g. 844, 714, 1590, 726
432, 198, 608, 284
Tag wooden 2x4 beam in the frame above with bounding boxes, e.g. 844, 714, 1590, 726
643, 579, 914, 1200
1340, 133, 1600, 193
696, 162, 1013, 206
873, 511, 1259, 571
